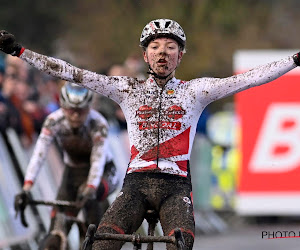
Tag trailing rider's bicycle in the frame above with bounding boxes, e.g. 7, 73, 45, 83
82, 209, 185, 250
14, 193, 89, 250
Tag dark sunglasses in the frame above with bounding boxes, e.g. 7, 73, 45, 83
63, 107, 89, 115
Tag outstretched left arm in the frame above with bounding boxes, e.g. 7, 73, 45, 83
196, 54, 299, 104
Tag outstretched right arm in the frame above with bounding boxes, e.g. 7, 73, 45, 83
20, 49, 108, 89
0, 30, 129, 104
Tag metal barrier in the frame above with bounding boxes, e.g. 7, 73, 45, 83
0, 131, 38, 249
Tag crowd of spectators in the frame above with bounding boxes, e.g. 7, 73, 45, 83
0, 54, 62, 149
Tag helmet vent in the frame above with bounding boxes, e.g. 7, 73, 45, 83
165, 21, 171, 28
154, 21, 160, 28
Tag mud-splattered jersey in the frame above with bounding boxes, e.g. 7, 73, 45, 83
20, 50, 296, 177
24, 108, 110, 188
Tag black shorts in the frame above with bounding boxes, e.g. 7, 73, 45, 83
95, 172, 195, 250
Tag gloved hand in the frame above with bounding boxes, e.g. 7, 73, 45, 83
293, 52, 300, 66
14, 190, 29, 214
0, 30, 24, 56
79, 186, 97, 203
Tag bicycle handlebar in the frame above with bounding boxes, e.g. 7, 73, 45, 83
95, 232, 177, 244
29, 199, 81, 208
15, 197, 84, 228
82, 224, 185, 250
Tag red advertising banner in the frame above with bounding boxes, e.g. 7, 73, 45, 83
234, 50, 300, 215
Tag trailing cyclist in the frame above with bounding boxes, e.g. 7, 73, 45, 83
14, 82, 119, 248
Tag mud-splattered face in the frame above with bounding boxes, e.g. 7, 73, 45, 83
143, 37, 183, 77
62, 107, 89, 128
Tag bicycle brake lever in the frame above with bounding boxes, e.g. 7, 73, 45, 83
20, 208, 29, 227
15, 200, 29, 227
14, 192, 30, 227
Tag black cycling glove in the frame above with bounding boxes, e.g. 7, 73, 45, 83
293, 52, 300, 66
79, 186, 97, 201
0, 30, 24, 56
14, 190, 29, 213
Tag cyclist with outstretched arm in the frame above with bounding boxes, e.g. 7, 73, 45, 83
1, 19, 299, 249
14, 83, 119, 246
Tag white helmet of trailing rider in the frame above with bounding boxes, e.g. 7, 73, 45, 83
140, 19, 186, 49
60, 82, 93, 109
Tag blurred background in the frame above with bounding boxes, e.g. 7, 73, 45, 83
1, 0, 300, 249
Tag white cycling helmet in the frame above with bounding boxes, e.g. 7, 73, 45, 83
140, 19, 186, 49
60, 82, 93, 109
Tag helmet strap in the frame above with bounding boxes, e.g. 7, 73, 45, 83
147, 65, 176, 80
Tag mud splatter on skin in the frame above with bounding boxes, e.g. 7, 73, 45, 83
145, 37, 181, 79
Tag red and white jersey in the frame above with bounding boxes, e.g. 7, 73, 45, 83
20, 50, 296, 177
24, 108, 110, 188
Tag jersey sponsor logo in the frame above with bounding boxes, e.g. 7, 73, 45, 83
250, 103, 300, 173
166, 89, 175, 95
145, 90, 157, 95
136, 105, 186, 121
138, 121, 181, 130
164, 105, 185, 120
136, 105, 156, 119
